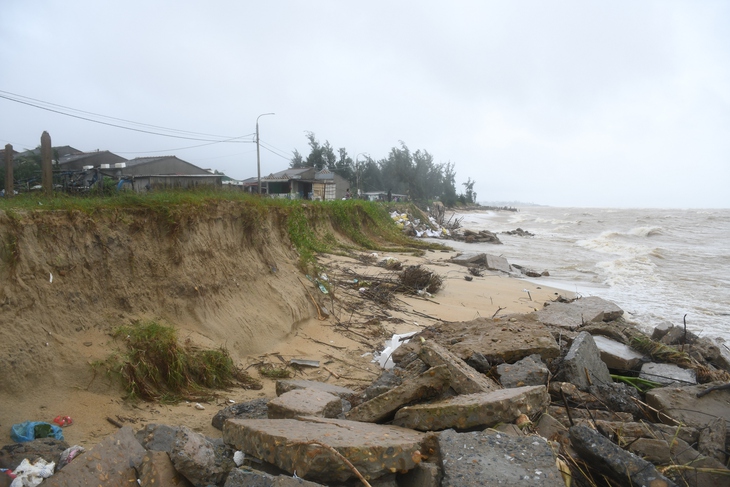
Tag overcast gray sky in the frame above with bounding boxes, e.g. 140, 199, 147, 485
2, 1, 728, 208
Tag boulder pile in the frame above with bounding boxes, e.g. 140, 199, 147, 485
3, 298, 729, 486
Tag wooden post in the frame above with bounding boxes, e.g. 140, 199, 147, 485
41, 131, 53, 195
4, 144, 12, 198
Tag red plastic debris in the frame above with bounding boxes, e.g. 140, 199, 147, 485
53, 415, 73, 427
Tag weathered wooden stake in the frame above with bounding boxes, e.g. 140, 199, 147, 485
4, 143, 12, 198
41, 131, 53, 195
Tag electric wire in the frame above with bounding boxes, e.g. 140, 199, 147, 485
0, 90, 249, 143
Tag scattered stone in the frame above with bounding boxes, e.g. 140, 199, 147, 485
569, 424, 677, 487
268, 389, 342, 420
561, 332, 613, 391
592, 335, 645, 370
136, 423, 181, 451
0, 437, 69, 470
646, 381, 730, 428
170, 425, 230, 487
346, 365, 451, 423
420, 314, 560, 364
491, 423, 524, 437
438, 429, 564, 486
667, 436, 729, 487
138, 450, 194, 487
43, 426, 146, 487
449, 253, 511, 272
535, 414, 571, 452
392, 385, 549, 431
579, 323, 629, 343
698, 417, 727, 465
627, 438, 671, 465
212, 398, 271, 430
588, 420, 699, 446
502, 228, 534, 237
652, 321, 674, 341
640, 362, 697, 386
546, 406, 634, 427
535, 296, 624, 330
660, 325, 699, 346
223, 417, 428, 484
224, 467, 325, 486
418, 341, 498, 394
461, 229, 503, 244
353, 370, 403, 406
275, 380, 355, 400
588, 382, 643, 417
496, 353, 550, 388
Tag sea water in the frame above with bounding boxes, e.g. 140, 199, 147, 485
439, 207, 730, 342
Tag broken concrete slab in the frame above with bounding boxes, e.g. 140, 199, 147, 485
547, 406, 634, 427
0, 438, 68, 471
589, 420, 699, 446
223, 417, 429, 484
43, 426, 146, 487
420, 314, 560, 364
438, 429, 564, 486
569, 424, 677, 487
138, 450, 194, 487
392, 385, 549, 431
346, 365, 451, 423
170, 425, 231, 487
275, 379, 355, 400
698, 417, 726, 465
224, 467, 325, 486
640, 362, 697, 386
562, 331, 613, 391
593, 335, 645, 370
535, 296, 624, 330
485, 254, 512, 273
450, 253, 512, 273
627, 438, 671, 465
267, 389, 342, 419
397, 462, 441, 487
667, 436, 729, 487
646, 381, 730, 428
212, 398, 270, 430
496, 353, 550, 388
136, 423, 181, 452
418, 341, 498, 394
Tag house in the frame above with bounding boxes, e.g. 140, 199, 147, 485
102, 155, 221, 191
256, 167, 350, 200
57, 150, 126, 170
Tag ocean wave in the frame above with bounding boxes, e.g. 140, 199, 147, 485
628, 226, 663, 237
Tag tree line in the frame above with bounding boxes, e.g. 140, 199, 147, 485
289, 132, 477, 206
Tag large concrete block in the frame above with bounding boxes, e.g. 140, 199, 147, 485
593, 335, 645, 370
418, 342, 498, 394
43, 426, 146, 487
170, 425, 229, 487
439, 430, 564, 486
392, 385, 549, 431
496, 354, 550, 388
275, 379, 355, 399
267, 389, 342, 419
346, 365, 450, 423
647, 382, 730, 429
223, 417, 429, 484
535, 296, 624, 330
138, 450, 193, 487
562, 332, 612, 391
640, 362, 697, 386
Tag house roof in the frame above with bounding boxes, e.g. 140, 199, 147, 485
262, 167, 314, 181
58, 150, 126, 165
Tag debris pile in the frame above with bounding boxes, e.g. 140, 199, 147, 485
3, 298, 730, 486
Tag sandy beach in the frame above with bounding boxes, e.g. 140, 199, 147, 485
0, 246, 572, 449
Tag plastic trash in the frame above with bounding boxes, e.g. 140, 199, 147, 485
373, 332, 418, 369
233, 451, 245, 467
10, 422, 64, 443
57, 445, 85, 471
52, 415, 73, 427
9, 458, 55, 486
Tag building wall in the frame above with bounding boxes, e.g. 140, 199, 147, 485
128, 175, 221, 192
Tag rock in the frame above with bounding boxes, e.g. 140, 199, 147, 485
660, 325, 699, 346
43, 426, 146, 487
628, 438, 671, 465
223, 417, 429, 484
346, 365, 451, 423
450, 253, 511, 272
561, 332, 613, 391
275, 379, 355, 400
547, 406, 634, 427
438, 429, 564, 486
646, 382, 730, 428
268, 389, 342, 419
640, 362, 697, 386
698, 417, 727, 465
535, 414, 572, 454
397, 462, 441, 487
392, 385, 549, 431
450, 253, 487, 266
224, 467, 325, 486
170, 425, 230, 487
588, 382, 643, 417
0, 437, 69, 470
138, 450, 194, 487
420, 314, 560, 364
587, 420, 698, 446
418, 341, 498, 394
580, 323, 629, 343
535, 296, 624, 330
212, 398, 270, 430
667, 437, 729, 487
136, 423, 181, 451
592, 335, 645, 370
485, 253, 511, 272
496, 354, 550, 388
652, 321, 674, 341
569, 424, 676, 487
353, 370, 403, 406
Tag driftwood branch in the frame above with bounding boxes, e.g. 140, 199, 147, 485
288, 440, 372, 487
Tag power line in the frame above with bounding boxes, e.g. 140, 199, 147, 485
259, 140, 292, 160
113, 135, 255, 154
0, 90, 250, 143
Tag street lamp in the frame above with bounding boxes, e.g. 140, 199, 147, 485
354, 152, 369, 196
256, 112, 275, 194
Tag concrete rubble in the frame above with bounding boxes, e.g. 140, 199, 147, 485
5, 297, 730, 486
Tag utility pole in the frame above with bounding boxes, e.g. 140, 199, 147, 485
256, 113, 275, 194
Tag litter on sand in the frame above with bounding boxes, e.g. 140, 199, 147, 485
290, 358, 320, 368
373, 331, 418, 369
